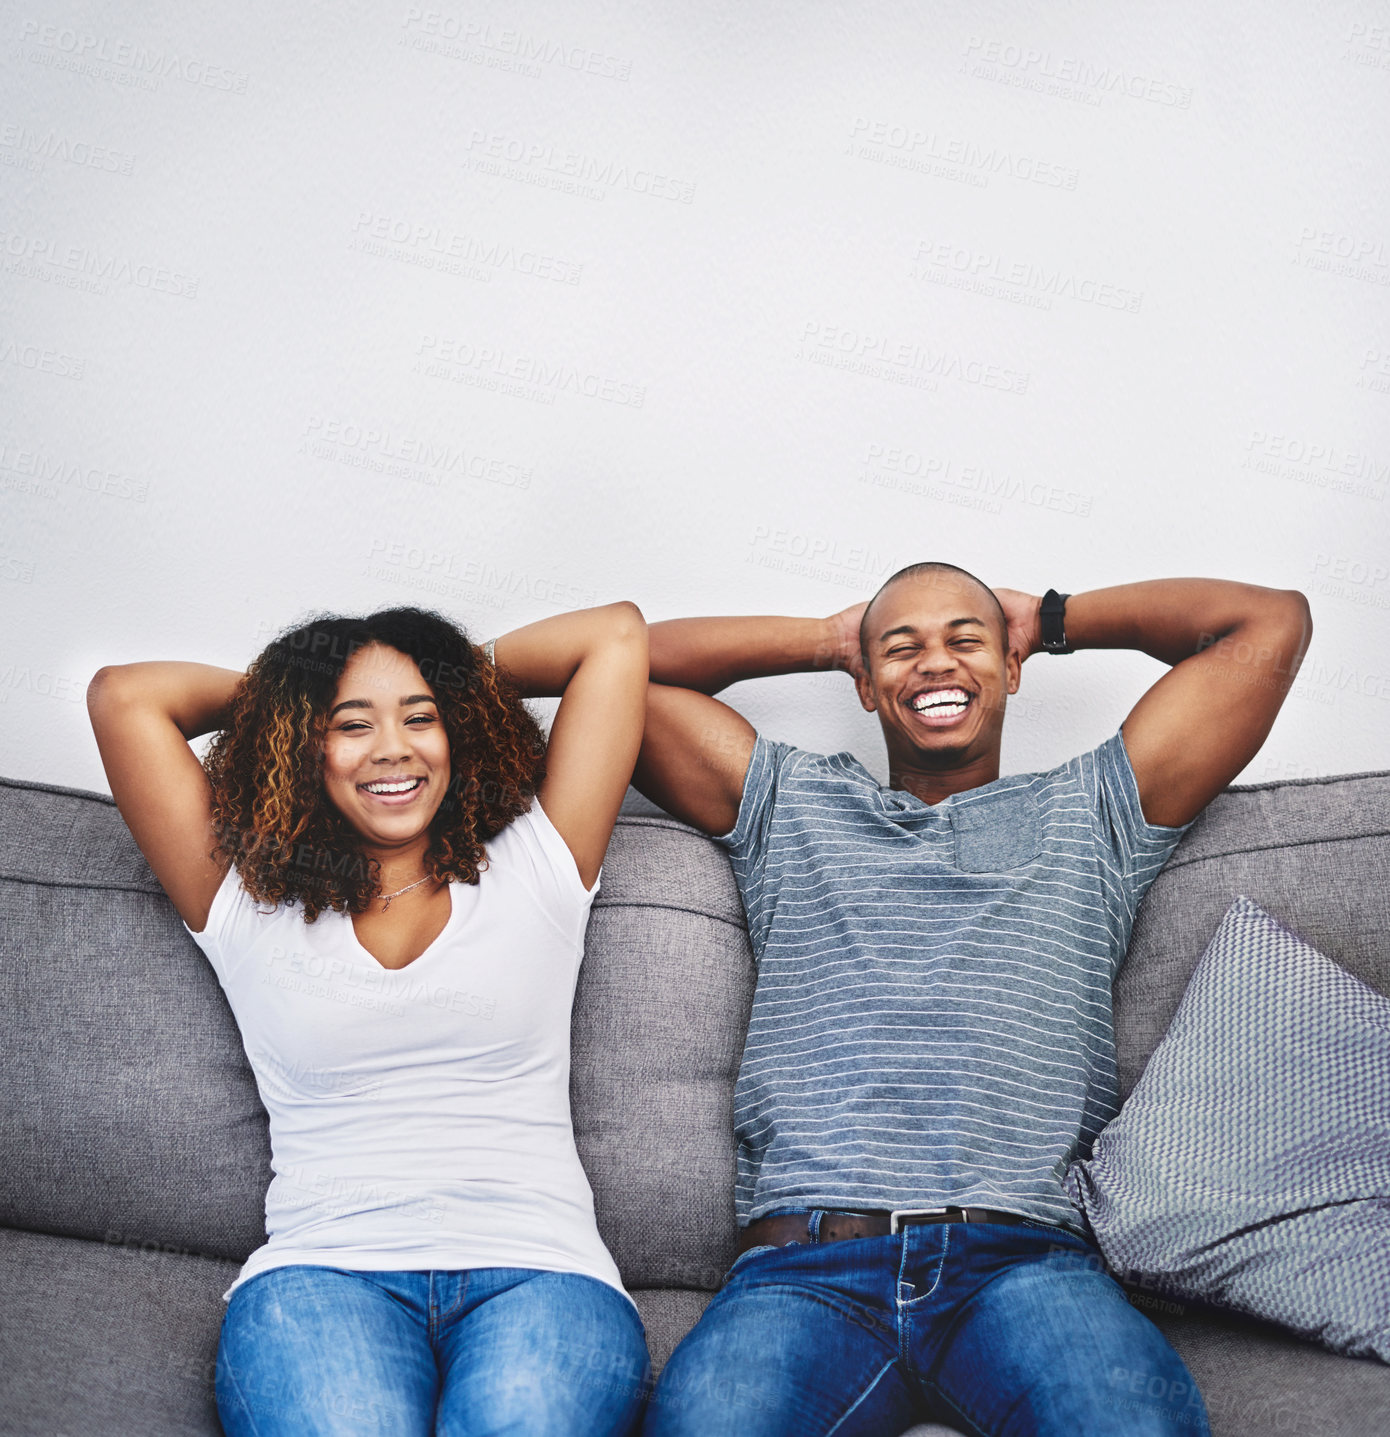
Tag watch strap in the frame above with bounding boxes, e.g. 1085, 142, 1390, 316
1040, 590, 1073, 654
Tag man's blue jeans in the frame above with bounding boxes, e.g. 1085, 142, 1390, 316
215, 1264, 651, 1436
642, 1213, 1210, 1436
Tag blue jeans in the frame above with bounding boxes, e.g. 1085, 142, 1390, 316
216, 1264, 651, 1436
642, 1214, 1210, 1437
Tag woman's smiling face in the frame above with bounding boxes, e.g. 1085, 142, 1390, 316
320, 642, 452, 847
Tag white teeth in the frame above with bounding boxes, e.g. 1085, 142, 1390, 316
911, 689, 971, 712
363, 778, 421, 794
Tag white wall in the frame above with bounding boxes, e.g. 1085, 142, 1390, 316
3, 0, 1388, 797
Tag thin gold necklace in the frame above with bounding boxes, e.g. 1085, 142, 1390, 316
379, 874, 432, 910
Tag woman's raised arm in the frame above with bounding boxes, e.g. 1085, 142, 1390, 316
490, 602, 648, 891
86, 662, 241, 932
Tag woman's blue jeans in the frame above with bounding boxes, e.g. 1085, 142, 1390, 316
215, 1264, 651, 1436
642, 1214, 1211, 1437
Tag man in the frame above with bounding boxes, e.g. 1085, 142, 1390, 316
632, 565, 1312, 1437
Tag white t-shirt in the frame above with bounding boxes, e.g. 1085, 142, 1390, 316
183, 799, 631, 1309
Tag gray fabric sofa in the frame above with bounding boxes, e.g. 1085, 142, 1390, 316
2, 766, 1388, 1436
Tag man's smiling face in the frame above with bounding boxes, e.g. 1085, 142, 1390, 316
855, 568, 1019, 769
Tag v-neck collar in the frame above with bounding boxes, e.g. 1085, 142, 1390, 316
346, 882, 457, 973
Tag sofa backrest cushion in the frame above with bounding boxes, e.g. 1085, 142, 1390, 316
1114, 768, 1390, 1101
0, 780, 271, 1260
569, 817, 754, 1289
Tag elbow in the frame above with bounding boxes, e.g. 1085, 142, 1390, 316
580, 602, 648, 680
1243, 588, 1311, 643
604, 599, 647, 643
1279, 588, 1313, 641
1266, 590, 1313, 678
86, 664, 131, 716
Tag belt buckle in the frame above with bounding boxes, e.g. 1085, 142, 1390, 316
890, 1206, 952, 1234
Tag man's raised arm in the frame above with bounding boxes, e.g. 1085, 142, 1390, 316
648, 613, 859, 694
1006, 579, 1313, 829
634, 612, 860, 836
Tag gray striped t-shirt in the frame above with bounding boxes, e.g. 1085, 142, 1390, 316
713, 726, 1194, 1236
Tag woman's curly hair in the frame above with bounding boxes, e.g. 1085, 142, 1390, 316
203, 606, 546, 920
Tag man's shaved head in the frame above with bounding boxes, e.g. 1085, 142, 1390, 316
859, 562, 1008, 660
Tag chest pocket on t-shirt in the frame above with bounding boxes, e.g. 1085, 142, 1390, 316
950, 789, 1042, 873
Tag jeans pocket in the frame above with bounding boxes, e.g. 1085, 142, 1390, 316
952, 789, 1042, 872
722, 1244, 780, 1284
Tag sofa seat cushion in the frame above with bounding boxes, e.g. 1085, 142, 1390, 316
0, 1223, 230, 1435
1154, 1303, 1390, 1434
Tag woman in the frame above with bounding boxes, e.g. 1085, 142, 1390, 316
86, 601, 651, 1436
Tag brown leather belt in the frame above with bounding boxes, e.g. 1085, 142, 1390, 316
738, 1206, 1038, 1254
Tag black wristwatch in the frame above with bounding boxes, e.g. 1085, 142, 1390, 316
1040, 590, 1073, 654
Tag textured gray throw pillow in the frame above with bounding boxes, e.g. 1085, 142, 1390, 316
1065, 894, 1390, 1363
